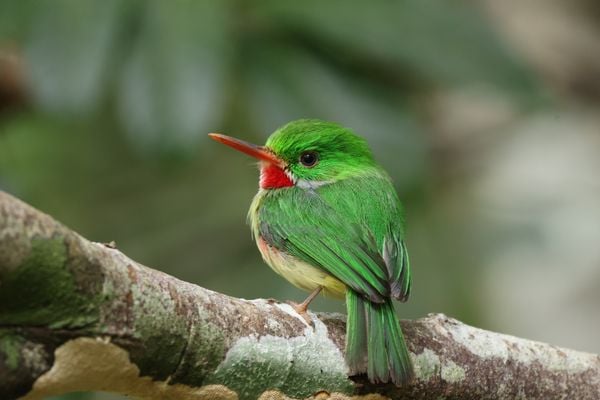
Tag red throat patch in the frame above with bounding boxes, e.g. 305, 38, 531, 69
260, 164, 294, 189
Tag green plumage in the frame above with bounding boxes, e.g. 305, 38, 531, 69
256, 168, 413, 384
214, 119, 414, 385
257, 171, 410, 302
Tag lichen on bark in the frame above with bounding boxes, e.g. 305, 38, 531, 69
1, 191, 600, 400
207, 307, 353, 400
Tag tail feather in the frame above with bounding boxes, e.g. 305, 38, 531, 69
345, 290, 414, 385
367, 300, 389, 381
381, 300, 413, 384
345, 289, 367, 374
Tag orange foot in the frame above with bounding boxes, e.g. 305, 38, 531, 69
286, 300, 314, 326
286, 286, 322, 327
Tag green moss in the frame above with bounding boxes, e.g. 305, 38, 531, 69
132, 331, 188, 380
0, 237, 101, 328
0, 331, 24, 370
123, 278, 189, 380
168, 315, 227, 385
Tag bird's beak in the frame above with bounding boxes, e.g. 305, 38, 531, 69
208, 133, 284, 167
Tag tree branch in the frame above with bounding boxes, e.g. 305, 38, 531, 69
0, 191, 598, 400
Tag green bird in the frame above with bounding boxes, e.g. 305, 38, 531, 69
209, 119, 414, 385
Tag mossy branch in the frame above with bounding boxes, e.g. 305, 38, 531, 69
0, 191, 599, 400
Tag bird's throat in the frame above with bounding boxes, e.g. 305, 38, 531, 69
260, 164, 294, 189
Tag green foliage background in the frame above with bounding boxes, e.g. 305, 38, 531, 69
2, 1, 599, 399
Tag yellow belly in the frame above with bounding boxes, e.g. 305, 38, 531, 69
248, 189, 347, 299
257, 237, 347, 299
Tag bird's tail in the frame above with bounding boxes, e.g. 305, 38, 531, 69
345, 290, 414, 385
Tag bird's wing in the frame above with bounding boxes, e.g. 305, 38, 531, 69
258, 173, 410, 302
382, 228, 411, 301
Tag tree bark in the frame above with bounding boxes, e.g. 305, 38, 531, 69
0, 190, 598, 400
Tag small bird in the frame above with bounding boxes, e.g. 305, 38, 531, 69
209, 119, 414, 385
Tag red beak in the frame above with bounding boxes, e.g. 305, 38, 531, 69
208, 133, 284, 167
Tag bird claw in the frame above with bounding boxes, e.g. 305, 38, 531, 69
286, 300, 315, 327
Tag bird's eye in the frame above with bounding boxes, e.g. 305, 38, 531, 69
299, 151, 319, 167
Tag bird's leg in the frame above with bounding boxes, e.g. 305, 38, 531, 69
287, 286, 322, 326
296, 286, 322, 313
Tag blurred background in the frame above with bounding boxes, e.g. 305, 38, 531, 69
1, 1, 600, 398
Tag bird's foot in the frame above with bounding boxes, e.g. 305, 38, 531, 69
286, 300, 314, 327
286, 286, 322, 327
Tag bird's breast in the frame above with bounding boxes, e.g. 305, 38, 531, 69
255, 236, 346, 299
248, 188, 346, 298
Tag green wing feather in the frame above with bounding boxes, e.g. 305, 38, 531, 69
257, 170, 414, 384
257, 170, 410, 302
258, 170, 413, 385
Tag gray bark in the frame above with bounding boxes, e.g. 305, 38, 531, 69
0, 191, 598, 400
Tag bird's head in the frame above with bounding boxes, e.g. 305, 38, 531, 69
209, 119, 376, 189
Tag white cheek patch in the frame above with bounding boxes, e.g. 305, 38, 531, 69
295, 179, 333, 190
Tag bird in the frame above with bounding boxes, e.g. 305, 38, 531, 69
208, 119, 414, 385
